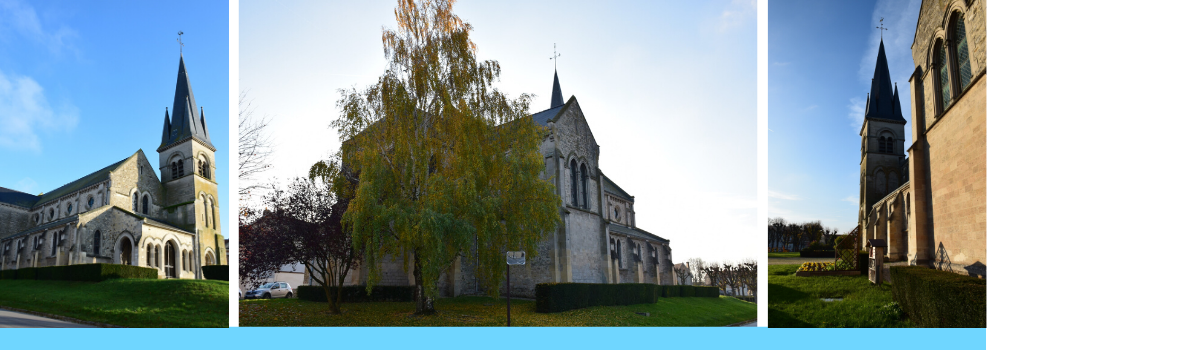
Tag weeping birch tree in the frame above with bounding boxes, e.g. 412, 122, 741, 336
326, 0, 560, 315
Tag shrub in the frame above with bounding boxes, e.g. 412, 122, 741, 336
295, 285, 414, 303
658, 285, 718, 298
889, 266, 986, 328
2, 264, 156, 282
535, 283, 662, 313
201, 265, 229, 281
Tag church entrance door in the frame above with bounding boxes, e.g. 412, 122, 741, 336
120, 238, 132, 265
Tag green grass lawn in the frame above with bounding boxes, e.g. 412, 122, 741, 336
768, 275, 911, 328
768, 252, 805, 258
0, 279, 228, 328
241, 295, 756, 327
768, 264, 801, 276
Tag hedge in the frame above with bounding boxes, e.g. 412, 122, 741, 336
201, 265, 229, 281
295, 285, 414, 303
889, 266, 986, 327
535, 283, 660, 313
659, 285, 720, 298
0, 264, 157, 282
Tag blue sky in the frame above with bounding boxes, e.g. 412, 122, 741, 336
0, 0, 230, 231
767, 0, 919, 232
239, 0, 757, 262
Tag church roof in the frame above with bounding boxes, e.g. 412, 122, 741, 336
864, 40, 905, 123
529, 95, 578, 126
609, 223, 669, 244
550, 70, 564, 108
0, 213, 78, 240
602, 175, 634, 202
158, 56, 215, 152
0, 151, 139, 209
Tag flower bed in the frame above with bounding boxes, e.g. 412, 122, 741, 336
794, 262, 861, 277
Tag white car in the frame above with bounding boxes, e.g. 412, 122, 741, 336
245, 282, 294, 299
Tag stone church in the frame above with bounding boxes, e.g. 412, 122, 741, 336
311, 70, 677, 298
0, 56, 227, 279
858, 0, 985, 279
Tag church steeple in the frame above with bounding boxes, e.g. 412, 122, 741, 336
550, 70, 564, 108
158, 56, 214, 152
864, 40, 904, 122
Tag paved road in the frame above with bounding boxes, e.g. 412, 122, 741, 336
0, 309, 95, 328
767, 257, 835, 265
739, 321, 758, 327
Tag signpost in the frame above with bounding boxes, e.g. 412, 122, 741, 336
506, 251, 525, 327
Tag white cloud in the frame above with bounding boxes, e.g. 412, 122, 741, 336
842, 195, 857, 204
0, 69, 79, 152
717, 0, 756, 33
769, 190, 800, 201
846, 96, 865, 129
0, 0, 79, 56
15, 177, 37, 193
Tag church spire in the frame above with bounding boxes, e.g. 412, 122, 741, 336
550, 70, 564, 108
158, 55, 214, 152
864, 39, 904, 122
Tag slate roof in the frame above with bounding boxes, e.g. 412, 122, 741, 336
159, 56, 215, 152
530, 104, 565, 126
864, 40, 906, 123
608, 223, 668, 244
602, 175, 633, 202
0, 151, 138, 209
1, 213, 78, 240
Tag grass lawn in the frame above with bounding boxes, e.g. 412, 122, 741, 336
768, 252, 805, 258
768, 275, 912, 328
768, 264, 802, 276
0, 279, 228, 328
241, 295, 756, 327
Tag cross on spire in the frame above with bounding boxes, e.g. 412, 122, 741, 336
876, 17, 888, 39
549, 43, 561, 70
176, 31, 185, 55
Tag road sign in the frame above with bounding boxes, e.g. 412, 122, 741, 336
507, 251, 526, 265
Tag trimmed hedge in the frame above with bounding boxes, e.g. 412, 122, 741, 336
659, 285, 720, 298
889, 266, 986, 328
535, 283, 660, 313
295, 285, 414, 303
201, 265, 229, 281
0, 264, 157, 282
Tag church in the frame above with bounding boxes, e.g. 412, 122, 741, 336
857, 0, 986, 279
311, 70, 678, 298
0, 55, 227, 279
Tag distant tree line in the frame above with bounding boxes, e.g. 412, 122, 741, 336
767, 218, 838, 252
683, 258, 756, 297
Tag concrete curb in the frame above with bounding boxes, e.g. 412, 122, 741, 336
0, 305, 120, 328
725, 319, 757, 327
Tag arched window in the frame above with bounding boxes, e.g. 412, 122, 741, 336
132, 191, 139, 212
569, 159, 579, 207
141, 195, 149, 214
87, 196, 95, 210
950, 13, 972, 95
579, 163, 589, 209
205, 250, 215, 265
49, 208, 55, 220
176, 160, 184, 178
92, 230, 100, 255
934, 40, 950, 115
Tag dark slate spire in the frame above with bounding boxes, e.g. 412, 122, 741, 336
550, 70, 564, 108
160, 108, 171, 146
864, 39, 904, 122
159, 56, 213, 151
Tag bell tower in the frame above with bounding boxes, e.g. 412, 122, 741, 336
858, 40, 907, 227
157, 54, 224, 274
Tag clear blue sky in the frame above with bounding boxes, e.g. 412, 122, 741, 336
767, 0, 919, 233
239, 0, 757, 262
0, 0, 230, 231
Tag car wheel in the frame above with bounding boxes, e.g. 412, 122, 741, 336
286, 292, 293, 298
264, 293, 271, 299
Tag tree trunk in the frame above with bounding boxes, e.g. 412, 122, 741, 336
412, 249, 436, 315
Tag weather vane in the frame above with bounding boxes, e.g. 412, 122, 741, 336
177, 31, 184, 55
876, 17, 887, 38
549, 43, 561, 70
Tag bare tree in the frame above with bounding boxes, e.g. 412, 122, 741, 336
238, 90, 273, 201
688, 257, 707, 286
